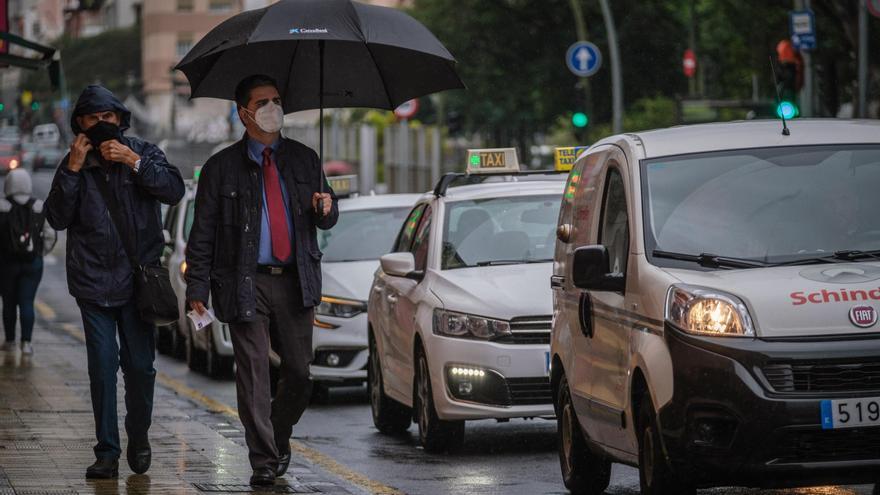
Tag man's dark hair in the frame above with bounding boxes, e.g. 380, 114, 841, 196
234, 74, 279, 108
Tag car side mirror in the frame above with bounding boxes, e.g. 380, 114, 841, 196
380, 252, 423, 280
163, 229, 173, 247
572, 245, 625, 292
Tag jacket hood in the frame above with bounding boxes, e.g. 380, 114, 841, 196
4, 167, 32, 201
70, 85, 131, 135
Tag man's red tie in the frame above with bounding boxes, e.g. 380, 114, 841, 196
262, 148, 291, 262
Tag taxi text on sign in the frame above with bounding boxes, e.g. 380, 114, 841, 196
466, 148, 520, 174
554, 146, 588, 172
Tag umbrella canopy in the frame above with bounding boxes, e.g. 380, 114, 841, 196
175, 0, 464, 114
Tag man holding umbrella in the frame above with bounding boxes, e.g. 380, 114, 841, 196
185, 74, 337, 486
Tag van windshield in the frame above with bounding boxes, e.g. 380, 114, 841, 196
642, 145, 880, 266
441, 195, 560, 269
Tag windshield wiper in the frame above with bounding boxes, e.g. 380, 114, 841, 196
652, 250, 768, 269
475, 258, 552, 267
774, 250, 880, 266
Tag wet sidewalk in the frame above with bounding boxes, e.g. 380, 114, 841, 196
0, 322, 355, 495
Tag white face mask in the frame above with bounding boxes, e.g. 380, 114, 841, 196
246, 101, 284, 134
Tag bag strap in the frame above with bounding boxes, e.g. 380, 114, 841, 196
93, 169, 141, 271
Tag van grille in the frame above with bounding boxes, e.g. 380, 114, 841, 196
771, 427, 880, 463
494, 315, 552, 345
763, 359, 880, 393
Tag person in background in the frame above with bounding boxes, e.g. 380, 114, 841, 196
0, 167, 56, 355
45, 85, 185, 479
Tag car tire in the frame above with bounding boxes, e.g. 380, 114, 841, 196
638, 394, 694, 495
205, 329, 234, 379
185, 325, 207, 372
171, 323, 187, 360
415, 348, 464, 453
368, 333, 411, 434
557, 375, 611, 494
156, 324, 173, 355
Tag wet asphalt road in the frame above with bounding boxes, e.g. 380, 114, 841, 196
9, 167, 877, 495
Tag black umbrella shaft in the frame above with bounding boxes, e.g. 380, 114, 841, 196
318, 39, 325, 212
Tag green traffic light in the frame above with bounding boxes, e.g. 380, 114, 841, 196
0, 103, 4, 112
572, 112, 588, 128
31, 101, 40, 111
776, 101, 798, 120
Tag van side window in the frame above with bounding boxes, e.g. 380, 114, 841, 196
410, 205, 433, 271
394, 204, 426, 252
599, 167, 629, 275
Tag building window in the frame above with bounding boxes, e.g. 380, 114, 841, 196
177, 0, 194, 12
209, 0, 235, 12
177, 34, 194, 59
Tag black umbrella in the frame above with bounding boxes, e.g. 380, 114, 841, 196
175, 0, 464, 204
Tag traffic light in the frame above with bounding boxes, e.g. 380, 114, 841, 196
30, 101, 40, 111
776, 101, 799, 120
0, 103, 5, 112
571, 112, 589, 128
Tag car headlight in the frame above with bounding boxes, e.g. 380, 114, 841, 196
316, 295, 367, 318
665, 285, 754, 337
433, 309, 511, 340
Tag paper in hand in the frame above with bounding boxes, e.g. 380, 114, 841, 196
187, 308, 215, 332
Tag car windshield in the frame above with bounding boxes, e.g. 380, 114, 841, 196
318, 207, 412, 262
442, 195, 560, 269
643, 144, 880, 266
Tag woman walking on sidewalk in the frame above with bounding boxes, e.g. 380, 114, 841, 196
0, 167, 56, 355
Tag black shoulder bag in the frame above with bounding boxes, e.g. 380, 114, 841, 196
95, 170, 179, 326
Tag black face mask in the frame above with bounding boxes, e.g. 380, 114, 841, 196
84, 120, 122, 147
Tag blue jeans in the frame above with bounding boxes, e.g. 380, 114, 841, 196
78, 301, 156, 459
2, 257, 43, 343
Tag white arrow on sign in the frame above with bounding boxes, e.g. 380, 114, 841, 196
576, 47, 593, 71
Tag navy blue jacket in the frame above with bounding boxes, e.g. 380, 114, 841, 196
184, 137, 338, 322
45, 85, 185, 307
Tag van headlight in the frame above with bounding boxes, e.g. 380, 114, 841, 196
665, 285, 754, 337
316, 295, 367, 318
433, 309, 511, 340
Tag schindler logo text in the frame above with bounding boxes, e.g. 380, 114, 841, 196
290, 27, 329, 34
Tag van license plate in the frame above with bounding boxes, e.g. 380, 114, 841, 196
820, 397, 880, 429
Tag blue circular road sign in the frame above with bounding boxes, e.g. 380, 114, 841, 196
566, 41, 602, 77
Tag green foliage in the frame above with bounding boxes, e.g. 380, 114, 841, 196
21, 26, 141, 101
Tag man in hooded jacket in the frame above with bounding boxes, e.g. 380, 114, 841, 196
45, 85, 185, 479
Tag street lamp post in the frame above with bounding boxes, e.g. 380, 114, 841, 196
598, 0, 623, 134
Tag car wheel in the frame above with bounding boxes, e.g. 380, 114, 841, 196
368, 333, 411, 434
205, 329, 234, 379
185, 325, 207, 372
415, 348, 464, 453
171, 323, 187, 359
557, 375, 611, 494
638, 394, 694, 495
156, 324, 173, 355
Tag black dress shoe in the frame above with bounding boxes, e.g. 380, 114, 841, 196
127, 438, 151, 474
86, 457, 119, 479
250, 467, 276, 486
276, 450, 291, 477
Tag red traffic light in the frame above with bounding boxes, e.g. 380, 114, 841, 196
683, 49, 697, 78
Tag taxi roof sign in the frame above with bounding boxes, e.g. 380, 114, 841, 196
554, 146, 589, 172
466, 148, 520, 174
327, 174, 358, 198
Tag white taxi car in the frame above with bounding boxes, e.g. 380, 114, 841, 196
312, 190, 421, 388
368, 149, 565, 452
550, 120, 880, 494
162, 177, 235, 378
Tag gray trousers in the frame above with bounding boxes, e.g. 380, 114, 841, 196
228, 271, 314, 470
